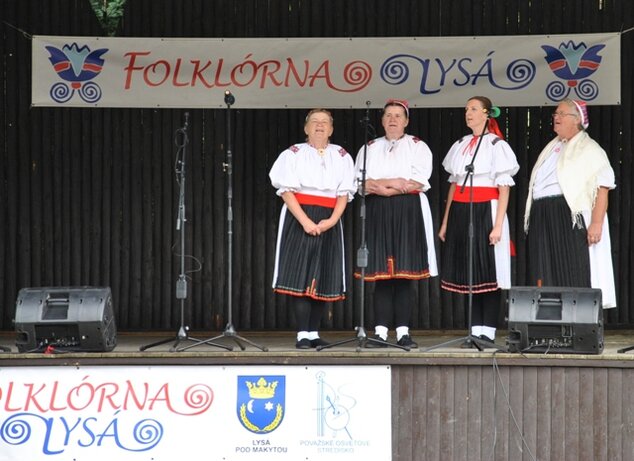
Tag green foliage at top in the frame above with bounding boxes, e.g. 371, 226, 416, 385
89, 0, 127, 36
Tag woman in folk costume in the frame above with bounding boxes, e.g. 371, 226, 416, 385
354, 99, 438, 349
270, 109, 356, 349
524, 99, 616, 309
439, 96, 519, 345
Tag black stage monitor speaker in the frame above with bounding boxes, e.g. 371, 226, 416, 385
507, 286, 603, 354
14, 287, 117, 353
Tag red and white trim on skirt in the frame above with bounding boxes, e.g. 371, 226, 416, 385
441, 280, 500, 294
354, 256, 432, 281
274, 280, 345, 302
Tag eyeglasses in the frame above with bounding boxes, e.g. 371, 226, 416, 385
552, 112, 578, 118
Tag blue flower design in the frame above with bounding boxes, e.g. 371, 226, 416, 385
542, 41, 604, 87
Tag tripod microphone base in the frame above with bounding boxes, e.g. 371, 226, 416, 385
140, 325, 233, 352
423, 334, 507, 352
177, 323, 268, 352
317, 326, 411, 352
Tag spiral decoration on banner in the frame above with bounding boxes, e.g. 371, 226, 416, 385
506, 59, 536, 84
133, 419, 164, 447
182, 384, 215, 413
380, 54, 415, 85
1, 414, 32, 445
546, 81, 570, 101
575, 79, 599, 100
50, 82, 74, 103
79, 82, 102, 103
342, 60, 372, 90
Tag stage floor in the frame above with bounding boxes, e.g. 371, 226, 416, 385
2, 329, 634, 367
4, 330, 633, 461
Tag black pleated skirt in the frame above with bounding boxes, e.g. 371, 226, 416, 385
527, 195, 591, 287
356, 194, 430, 281
273, 204, 345, 301
441, 201, 498, 293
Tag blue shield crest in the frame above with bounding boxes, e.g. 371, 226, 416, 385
237, 376, 286, 433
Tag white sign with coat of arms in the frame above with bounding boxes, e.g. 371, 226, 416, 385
0, 365, 391, 460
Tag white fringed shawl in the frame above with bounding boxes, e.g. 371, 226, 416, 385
524, 131, 612, 232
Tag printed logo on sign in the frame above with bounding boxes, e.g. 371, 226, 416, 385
45, 42, 108, 103
237, 376, 285, 434
542, 40, 605, 102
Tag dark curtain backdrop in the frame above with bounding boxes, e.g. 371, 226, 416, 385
0, 0, 632, 331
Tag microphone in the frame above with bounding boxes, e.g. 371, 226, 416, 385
488, 106, 501, 118
224, 90, 235, 105
360, 101, 375, 137
359, 100, 372, 124
184, 112, 189, 129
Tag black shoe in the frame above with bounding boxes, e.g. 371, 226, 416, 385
365, 335, 389, 348
295, 338, 311, 349
479, 335, 495, 344
397, 335, 418, 348
310, 338, 329, 348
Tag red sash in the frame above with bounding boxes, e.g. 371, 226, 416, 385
294, 193, 337, 208
453, 186, 499, 203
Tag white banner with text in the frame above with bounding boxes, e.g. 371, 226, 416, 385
0, 365, 391, 461
31, 33, 620, 109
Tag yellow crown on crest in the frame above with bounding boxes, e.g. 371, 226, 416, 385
246, 377, 278, 399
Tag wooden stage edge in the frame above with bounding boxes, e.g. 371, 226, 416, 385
2, 330, 634, 368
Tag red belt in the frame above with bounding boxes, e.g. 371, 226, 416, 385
453, 186, 499, 203
294, 193, 337, 209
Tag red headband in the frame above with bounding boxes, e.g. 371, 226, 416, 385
384, 99, 409, 117
572, 100, 589, 129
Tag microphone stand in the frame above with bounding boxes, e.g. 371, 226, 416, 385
179, 91, 267, 352
141, 113, 230, 352
318, 102, 409, 351
424, 114, 505, 352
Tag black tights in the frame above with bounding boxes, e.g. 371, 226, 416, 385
292, 297, 326, 331
373, 279, 416, 328
469, 290, 500, 328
